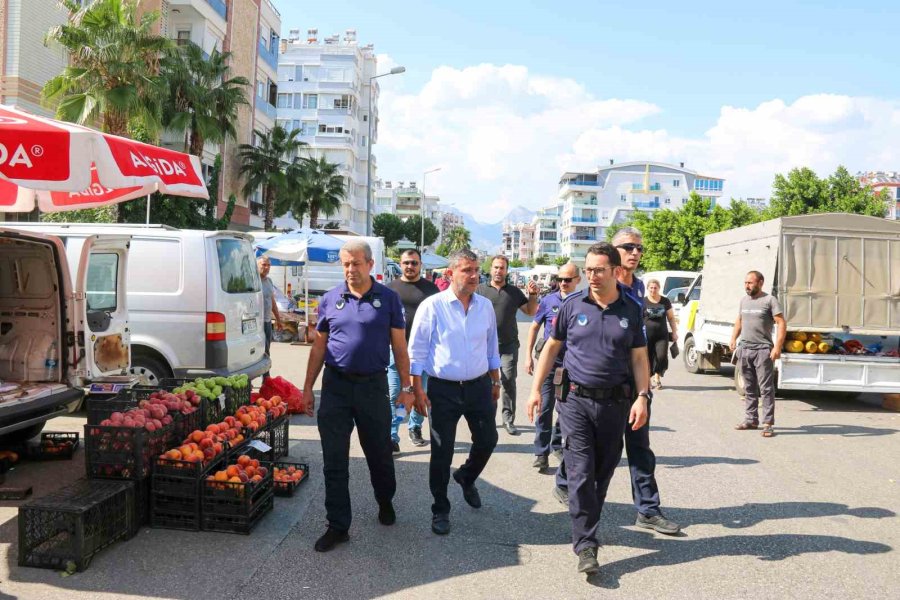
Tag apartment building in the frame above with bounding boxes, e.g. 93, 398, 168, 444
856, 171, 900, 220
501, 221, 536, 264
275, 29, 379, 234
373, 179, 451, 248
557, 161, 725, 264
531, 203, 561, 261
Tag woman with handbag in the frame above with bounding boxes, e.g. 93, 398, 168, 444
644, 279, 678, 389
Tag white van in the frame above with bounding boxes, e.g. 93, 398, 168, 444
640, 270, 699, 296
303, 234, 390, 295
0, 224, 270, 387
0, 228, 130, 440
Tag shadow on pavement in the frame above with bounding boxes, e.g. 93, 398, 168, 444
772, 424, 897, 437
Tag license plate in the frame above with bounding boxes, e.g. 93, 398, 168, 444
242, 318, 258, 334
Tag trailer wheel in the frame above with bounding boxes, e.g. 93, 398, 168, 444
683, 337, 701, 374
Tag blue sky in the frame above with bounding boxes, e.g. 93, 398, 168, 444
273, 0, 900, 220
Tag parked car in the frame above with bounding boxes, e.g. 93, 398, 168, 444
640, 270, 699, 296
0, 227, 131, 441
0, 223, 271, 388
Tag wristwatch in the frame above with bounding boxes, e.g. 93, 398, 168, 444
491, 380, 502, 388
637, 391, 651, 399
401, 385, 414, 394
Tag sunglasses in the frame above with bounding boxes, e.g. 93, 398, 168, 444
616, 243, 644, 253
557, 277, 577, 283
401, 261, 420, 266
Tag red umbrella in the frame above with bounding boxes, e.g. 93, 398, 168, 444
0, 105, 208, 212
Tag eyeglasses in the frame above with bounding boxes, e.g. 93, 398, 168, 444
616, 243, 644, 253
585, 267, 612, 277
401, 261, 420, 266
557, 277, 577, 283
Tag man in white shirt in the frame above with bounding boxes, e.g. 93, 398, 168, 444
408, 249, 502, 536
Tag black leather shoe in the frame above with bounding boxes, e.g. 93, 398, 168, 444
532, 455, 549, 470
408, 427, 428, 447
431, 513, 451, 535
577, 547, 600, 574
504, 421, 520, 435
314, 527, 349, 552
452, 469, 482, 508
391, 440, 401, 455
378, 502, 396, 526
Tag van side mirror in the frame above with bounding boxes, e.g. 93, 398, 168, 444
676, 293, 686, 304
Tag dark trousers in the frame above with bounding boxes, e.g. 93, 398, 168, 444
648, 333, 669, 377
556, 399, 661, 518
317, 367, 396, 532
558, 392, 629, 554
263, 321, 273, 378
499, 351, 518, 424
740, 346, 775, 425
534, 371, 562, 456
428, 374, 498, 515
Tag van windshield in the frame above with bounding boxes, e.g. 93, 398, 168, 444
663, 277, 695, 294
217, 239, 261, 294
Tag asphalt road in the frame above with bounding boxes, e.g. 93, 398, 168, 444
1, 323, 898, 599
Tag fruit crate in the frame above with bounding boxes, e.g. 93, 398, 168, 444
23, 432, 80, 461
160, 378, 249, 425
254, 416, 289, 459
87, 391, 201, 445
272, 461, 309, 497
84, 422, 173, 480
18, 479, 132, 572
201, 461, 273, 517
150, 491, 200, 532
201, 491, 273, 535
91, 477, 150, 539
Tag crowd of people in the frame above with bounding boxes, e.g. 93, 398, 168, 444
283, 226, 784, 576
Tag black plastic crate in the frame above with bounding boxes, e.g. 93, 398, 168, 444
202, 468, 273, 517
91, 477, 150, 539
18, 479, 132, 572
150, 492, 200, 531
201, 491, 273, 535
160, 378, 246, 426
254, 416, 289, 459
272, 461, 309, 497
87, 392, 201, 444
23, 432, 80, 461
84, 422, 173, 480
153, 451, 225, 480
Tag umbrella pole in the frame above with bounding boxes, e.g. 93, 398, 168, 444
145, 194, 151, 224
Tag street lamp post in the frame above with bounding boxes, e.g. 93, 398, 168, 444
366, 66, 406, 235
421, 166, 441, 250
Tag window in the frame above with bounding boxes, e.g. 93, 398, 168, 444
256, 81, 265, 99
176, 30, 191, 47
276, 93, 291, 109
601, 211, 608, 220
216, 239, 260, 294
318, 124, 347, 134
301, 66, 319, 82
277, 65, 293, 81
682, 198, 687, 204
334, 95, 352, 109
620, 194, 627, 202
300, 121, 317, 136
322, 68, 347, 82
673, 179, 680, 187
654, 196, 659, 203
302, 94, 318, 109
360, 135, 367, 147
86, 253, 118, 312
665, 198, 671, 204
363, 114, 368, 122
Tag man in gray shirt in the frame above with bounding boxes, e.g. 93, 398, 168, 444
257, 256, 282, 378
729, 270, 786, 437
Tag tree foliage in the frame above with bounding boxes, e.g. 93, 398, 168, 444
373, 213, 405, 247
553, 255, 570, 267
285, 156, 346, 228
443, 226, 472, 253
403, 216, 440, 249
238, 126, 306, 230
765, 165, 888, 218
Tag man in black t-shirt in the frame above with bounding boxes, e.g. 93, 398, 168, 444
387, 249, 440, 449
476, 255, 539, 434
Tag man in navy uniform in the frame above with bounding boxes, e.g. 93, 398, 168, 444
612, 227, 681, 535
302, 240, 416, 552
408, 249, 502, 536
524, 262, 581, 471
527, 242, 650, 575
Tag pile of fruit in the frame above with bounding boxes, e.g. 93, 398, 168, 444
98, 391, 199, 432
253, 394, 287, 419
234, 404, 268, 433
273, 464, 305, 485
172, 375, 250, 401
784, 332, 831, 354
160, 418, 247, 465
207, 454, 268, 486
36, 436, 77, 456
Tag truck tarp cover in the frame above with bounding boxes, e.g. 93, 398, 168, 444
701, 214, 900, 335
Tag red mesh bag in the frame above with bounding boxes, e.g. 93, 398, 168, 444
259, 376, 304, 414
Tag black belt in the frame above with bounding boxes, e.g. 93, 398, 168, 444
569, 382, 630, 402
431, 372, 489, 386
326, 365, 386, 383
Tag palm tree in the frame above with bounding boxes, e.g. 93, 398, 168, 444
295, 157, 347, 229
238, 126, 306, 230
445, 226, 472, 252
43, 0, 170, 137
161, 42, 249, 158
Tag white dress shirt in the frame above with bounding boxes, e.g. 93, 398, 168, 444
408, 288, 501, 381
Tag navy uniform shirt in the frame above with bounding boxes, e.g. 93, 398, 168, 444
534, 290, 569, 366
552, 287, 646, 388
620, 276, 646, 308
317, 277, 405, 374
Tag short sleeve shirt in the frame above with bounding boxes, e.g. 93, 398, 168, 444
261, 277, 276, 321
388, 278, 441, 340
317, 278, 405, 373
476, 282, 528, 351
534, 290, 572, 366
620, 276, 646, 308
552, 290, 646, 387
739, 293, 783, 349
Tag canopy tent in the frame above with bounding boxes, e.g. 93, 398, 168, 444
253, 228, 344, 266
420, 251, 449, 269
0, 105, 207, 213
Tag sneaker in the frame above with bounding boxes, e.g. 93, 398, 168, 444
635, 513, 681, 535
408, 427, 428, 447
552, 486, 569, 505
314, 527, 349, 552
452, 469, 482, 508
577, 547, 600, 574
391, 440, 401, 455
378, 501, 396, 526
532, 455, 549, 470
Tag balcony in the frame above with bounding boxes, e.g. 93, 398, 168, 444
204, 0, 227, 19
632, 200, 660, 209
573, 197, 598, 206
258, 41, 278, 71
571, 216, 598, 223
256, 98, 277, 120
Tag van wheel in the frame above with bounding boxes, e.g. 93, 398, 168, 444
129, 354, 172, 387
683, 337, 701, 374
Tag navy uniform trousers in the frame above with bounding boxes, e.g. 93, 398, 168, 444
318, 366, 396, 533
428, 374, 499, 515
557, 398, 660, 518
535, 371, 563, 456
558, 390, 630, 554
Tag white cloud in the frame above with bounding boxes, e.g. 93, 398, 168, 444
374, 64, 900, 223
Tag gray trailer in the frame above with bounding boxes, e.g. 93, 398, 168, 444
680, 213, 900, 394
